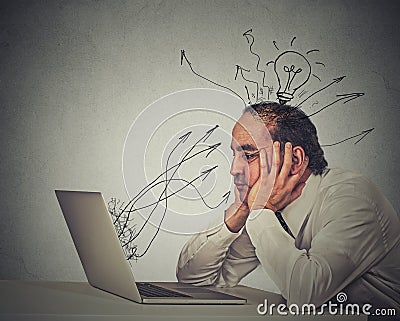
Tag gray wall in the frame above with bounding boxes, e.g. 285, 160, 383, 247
1, 0, 399, 291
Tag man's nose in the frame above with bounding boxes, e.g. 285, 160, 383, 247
230, 155, 246, 177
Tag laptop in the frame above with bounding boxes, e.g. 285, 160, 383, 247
55, 190, 246, 304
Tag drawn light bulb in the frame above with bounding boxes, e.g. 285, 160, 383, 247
273, 51, 311, 105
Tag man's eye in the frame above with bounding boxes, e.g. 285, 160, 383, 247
244, 152, 259, 161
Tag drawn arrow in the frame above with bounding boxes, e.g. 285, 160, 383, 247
122, 166, 219, 215
119, 126, 221, 217
203, 124, 219, 142
243, 29, 265, 74
221, 191, 231, 204
321, 128, 374, 147
336, 92, 365, 104
119, 140, 221, 218
306, 91, 365, 117
178, 131, 192, 143
115, 130, 192, 227
125, 180, 230, 213
295, 76, 346, 108
243, 28, 266, 84
243, 28, 254, 46
235, 64, 251, 80
129, 124, 223, 240
205, 142, 221, 158
121, 166, 223, 257
239, 29, 272, 99
180, 49, 246, 105
128, 140, 221, 208
201, 165, 218, 181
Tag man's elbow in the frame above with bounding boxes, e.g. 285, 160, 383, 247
176, 266, 192, 284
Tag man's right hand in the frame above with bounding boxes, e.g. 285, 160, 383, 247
264, 142, 309, 212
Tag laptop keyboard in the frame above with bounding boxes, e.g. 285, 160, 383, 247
136, 282, 191, 298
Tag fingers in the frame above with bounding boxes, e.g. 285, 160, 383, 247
273, 141, 281, 179
259, 147, 268, 171
280, 142, 293, 178
258, 147, 269, 182
266, 145, 273, 173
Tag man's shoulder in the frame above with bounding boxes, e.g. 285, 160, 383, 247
313, 168, 400, 250
320, 167, 365, 183
318, 167, 374, 196
316, 167, 396, 217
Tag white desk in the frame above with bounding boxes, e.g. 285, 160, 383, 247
0, 280, 368, 320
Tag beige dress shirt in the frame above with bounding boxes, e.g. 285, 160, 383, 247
176, 168, 400, 311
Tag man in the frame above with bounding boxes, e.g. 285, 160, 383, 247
176, 101, 400, 311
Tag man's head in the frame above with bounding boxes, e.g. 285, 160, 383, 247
244, 101, 328, 175
230, 101, 327, 202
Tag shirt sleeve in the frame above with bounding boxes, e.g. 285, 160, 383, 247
246, 195, 388, 307
176, 222, 260, 287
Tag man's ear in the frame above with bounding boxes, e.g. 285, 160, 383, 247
291, 146, 307, 175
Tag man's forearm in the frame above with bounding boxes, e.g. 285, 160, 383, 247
176, 222, 242, 285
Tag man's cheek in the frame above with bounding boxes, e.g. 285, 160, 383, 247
249, 164, 261, 186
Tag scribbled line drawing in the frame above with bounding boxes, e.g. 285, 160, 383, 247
240, 29, 273, 101
109, 125, 231, 260
322, 128, 375, 147
181, 29, 279, 105
180, 31, 325, 106
180, 29, 374, 146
